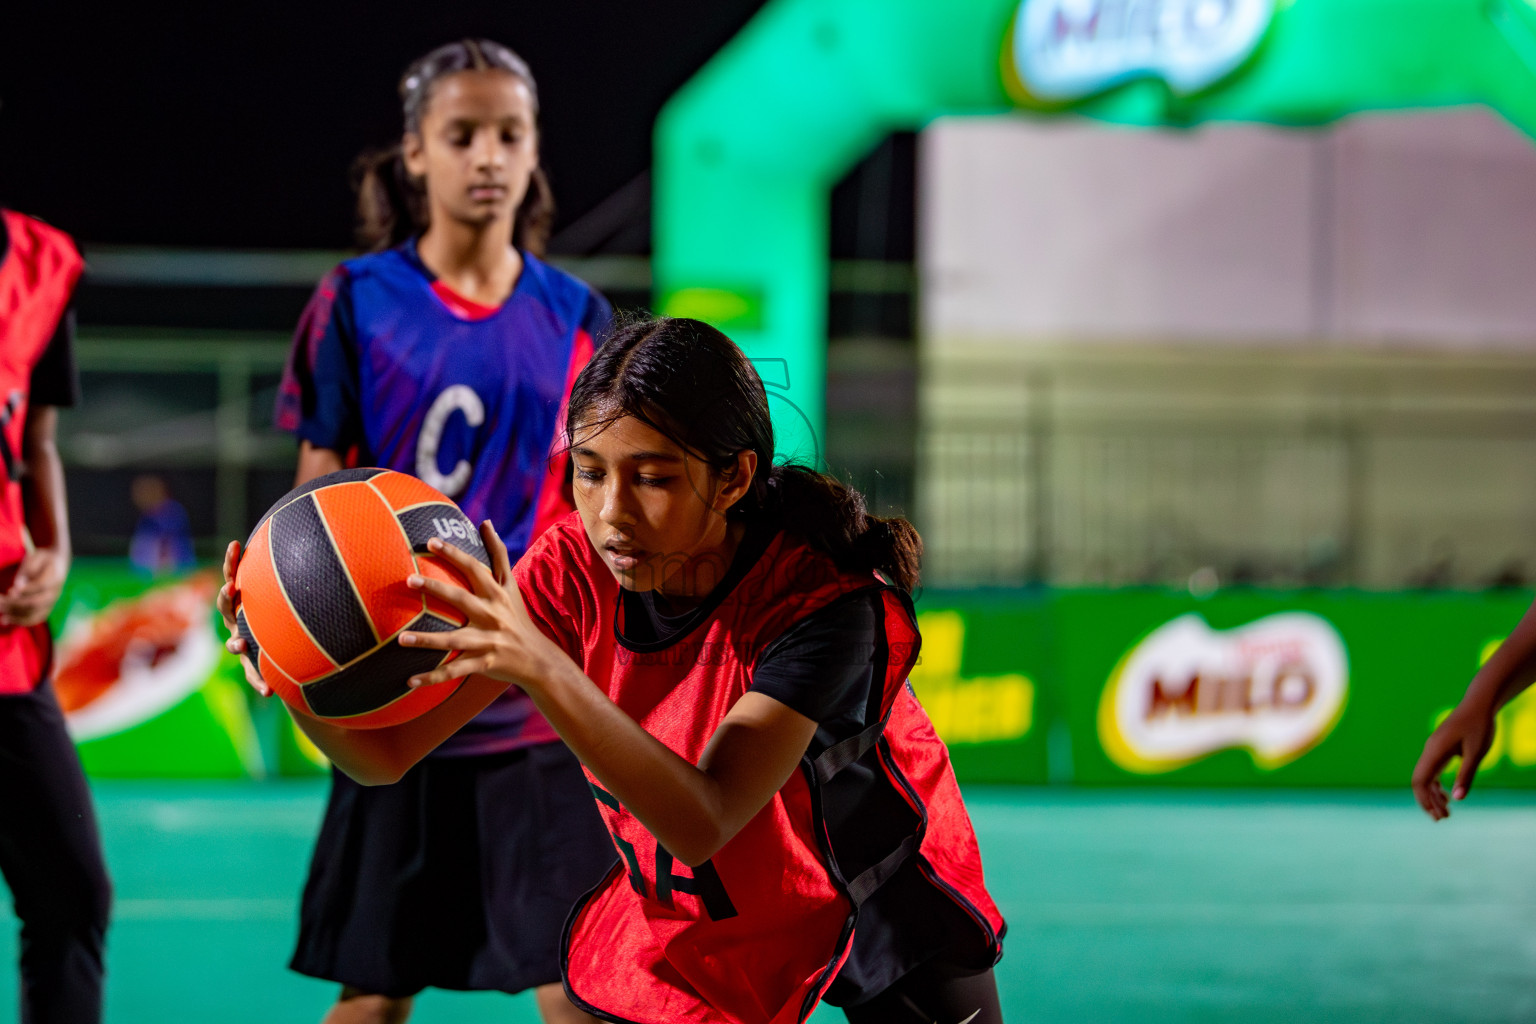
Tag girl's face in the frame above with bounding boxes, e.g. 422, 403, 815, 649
402, 70, 538, 234
570, 415, 756, 598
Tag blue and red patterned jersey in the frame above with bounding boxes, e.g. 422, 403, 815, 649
276, 240, 609, 755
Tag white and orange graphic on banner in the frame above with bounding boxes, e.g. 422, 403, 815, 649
1098, 612, 1348, 773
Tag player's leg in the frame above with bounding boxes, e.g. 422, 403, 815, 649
292, 765, 462, 1024
0, 680, 112, 1024
321, 988, 414, 1024
842, 958, 1003, 1024
534, 982, 601, 1024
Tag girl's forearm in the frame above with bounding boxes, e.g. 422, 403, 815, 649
292, 671, 508, 785
1463, 597, 1536, 713
22, 408, 69, 557
518, 655, 731, 866
397, 539, 811, 863
295, 442, 344, 486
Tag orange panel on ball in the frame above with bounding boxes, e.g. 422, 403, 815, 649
258, 651, 309, 714
368, 471, 455, 512
313, 482, 423, 639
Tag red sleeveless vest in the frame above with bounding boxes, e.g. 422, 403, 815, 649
0, 212, 82, 693
516, 515, 1004, 1024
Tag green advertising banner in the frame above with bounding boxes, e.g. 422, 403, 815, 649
907, 591, 1053, 785
52, 561, 326, 778
916, 588, 1534, 787
47, 562, 1536, 787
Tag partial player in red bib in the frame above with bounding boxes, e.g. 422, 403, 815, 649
0, 208, 112, 1024
226, 317, 1008, 1024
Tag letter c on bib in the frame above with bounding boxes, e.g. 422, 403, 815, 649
416, 385, 485, 497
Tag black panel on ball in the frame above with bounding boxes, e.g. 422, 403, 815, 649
302, 614, 459, 719
396, 504, 492, 567
270, 494, 378, 665
235, 609, 263, 681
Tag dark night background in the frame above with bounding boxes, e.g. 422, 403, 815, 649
2, 1, 918, 553
1, 0, 776, 250
3, 0, 916, 326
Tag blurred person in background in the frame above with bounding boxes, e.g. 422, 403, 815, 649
128, 473, 194, 576
0, 205, 112, 1022
253, 39, 612, 1024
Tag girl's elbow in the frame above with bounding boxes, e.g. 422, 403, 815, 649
674, 846, 720, 869
331, 751, 414, 787
673, 822, 738, 868
340, 763, 405, 787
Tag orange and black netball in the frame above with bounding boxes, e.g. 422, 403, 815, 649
233, 468, 489, 729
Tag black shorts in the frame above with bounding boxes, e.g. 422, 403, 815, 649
290, 741, 616, 998
841, 959, 1002, 1024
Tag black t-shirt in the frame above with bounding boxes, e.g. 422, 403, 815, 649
0, 213, 81, 409
618, 521, 880, 726
617, 524, 985, 1005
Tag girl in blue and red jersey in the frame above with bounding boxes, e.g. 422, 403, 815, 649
227, 317, 1007, 1024
265, 39, 612, 1024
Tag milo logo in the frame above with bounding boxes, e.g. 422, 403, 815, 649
1098, 612, 1347, 772
1004, 0, 1274, 105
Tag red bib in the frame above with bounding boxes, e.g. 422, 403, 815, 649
0, 211, 82, 693
517, 516, 1004, 1024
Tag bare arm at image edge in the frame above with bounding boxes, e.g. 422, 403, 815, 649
294, 441, 344, 486
1413, 594, 1536, 818
0, 408, 71, 628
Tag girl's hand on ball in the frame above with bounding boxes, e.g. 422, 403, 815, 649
400, 523, 559, 690
217, 539, 272, 698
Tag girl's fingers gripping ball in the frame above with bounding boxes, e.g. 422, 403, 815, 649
424, 535, 500, 596
481, 521, 514, 584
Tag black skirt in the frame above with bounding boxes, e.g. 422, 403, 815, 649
290, 741, 616, 997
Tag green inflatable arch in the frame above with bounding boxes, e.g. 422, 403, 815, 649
654, 0, 1536, 461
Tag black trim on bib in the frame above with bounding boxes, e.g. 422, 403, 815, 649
613, 522, 777, 654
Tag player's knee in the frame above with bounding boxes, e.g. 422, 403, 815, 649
533, 983, 598, 1024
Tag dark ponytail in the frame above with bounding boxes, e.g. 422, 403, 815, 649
352, 39, 554, 255
352, 145, 422, 252
565, 317, 923, 593
760, 465, 923, 593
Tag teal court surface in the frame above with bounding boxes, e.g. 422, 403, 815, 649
2, 783, 1533, 1023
